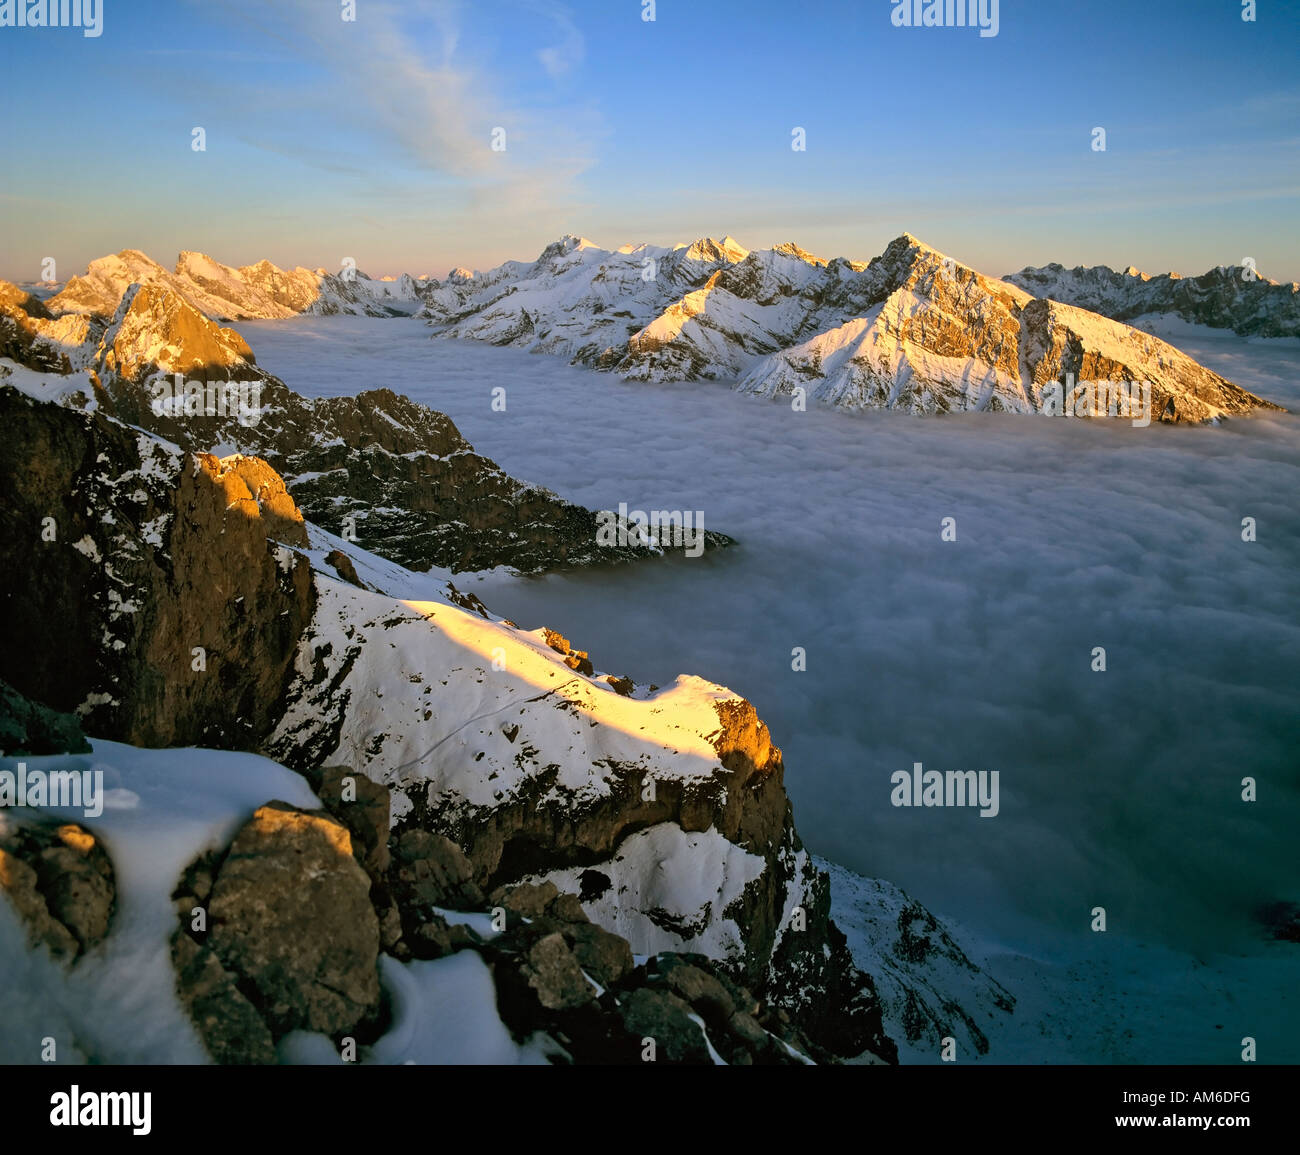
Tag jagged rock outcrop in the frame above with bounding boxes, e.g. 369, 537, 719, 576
169, 802, 382, 1062
0, 821, 115, 961
734, 237, 1280, 421
1004, 260, 1300, 338
100, 283, 261, 385
166, 805, 834, 1065
205, 803, 381, 1036
0, 386, 314, 747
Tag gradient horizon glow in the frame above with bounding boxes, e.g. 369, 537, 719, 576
1, 0, 1297, 283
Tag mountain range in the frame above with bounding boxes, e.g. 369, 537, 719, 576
1004, 260, 1300, 338
13, 233, 1287, 424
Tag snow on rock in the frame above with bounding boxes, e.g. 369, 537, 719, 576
276, 951, 552, 1065
268, 576, 742, 823
520, 823, 767, 966
819, 857, 1015, 1064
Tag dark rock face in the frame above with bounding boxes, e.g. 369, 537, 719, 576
0, 387, 315, 749
766, 866, 896, 1062
313, 765, 392, 879
0, 822, 115, 960
0, 679, 91, 756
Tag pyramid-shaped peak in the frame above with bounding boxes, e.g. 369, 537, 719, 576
681, 236, 750, 263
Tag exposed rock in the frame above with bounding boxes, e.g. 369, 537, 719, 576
202, 454, 309, 548
393, 830, 483, 910
488, 880, 559, 921
0, 679, 91, 756
0, 821, 115, 959
659, 959, 736, 1025
0, 279, 92, 373
46, 248, 427, 322
170, 933, 278, 1065
566, 921, 633, 988
617, 987, 711, 1064
324, 549, 365, 588
205, 802, 381, 1038
100, 284, 258, 385
55, 283, 731, 573
547, 892, 589, 924
819, 859, 1013, 1060
314, 765, 391, 877
766, 862, 896, 1062
735, 237, 1280, 422
0, 845, 78, 958
0, 387, 315, 749
268, 575, 893, 1060
417, 232, 1281, 419
520, 932, 597, 1011
605, 675, 634, 696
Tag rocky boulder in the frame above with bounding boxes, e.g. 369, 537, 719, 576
0, 821, 115, 960
204, 802, 381, 1039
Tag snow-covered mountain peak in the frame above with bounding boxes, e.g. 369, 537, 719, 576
680, 236, 751, 264
770, 241, 826, 267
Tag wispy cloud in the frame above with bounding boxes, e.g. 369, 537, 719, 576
532, 3, 585, 80
207, 0, 600, 211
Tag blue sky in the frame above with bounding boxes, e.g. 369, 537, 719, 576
1, 0, 1297, 282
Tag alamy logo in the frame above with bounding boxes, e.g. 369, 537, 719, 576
0, 763, 104, 819
50, 1086, 151, 1136
891, 0, 999, 38
150, 374, 263, 427
0, 0, 103, 37
596, 502, 706, 558
891, 762, 1000, 817
1040, 376, 1152, 427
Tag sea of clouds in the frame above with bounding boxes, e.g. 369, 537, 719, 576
240, 317, 1300, 975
